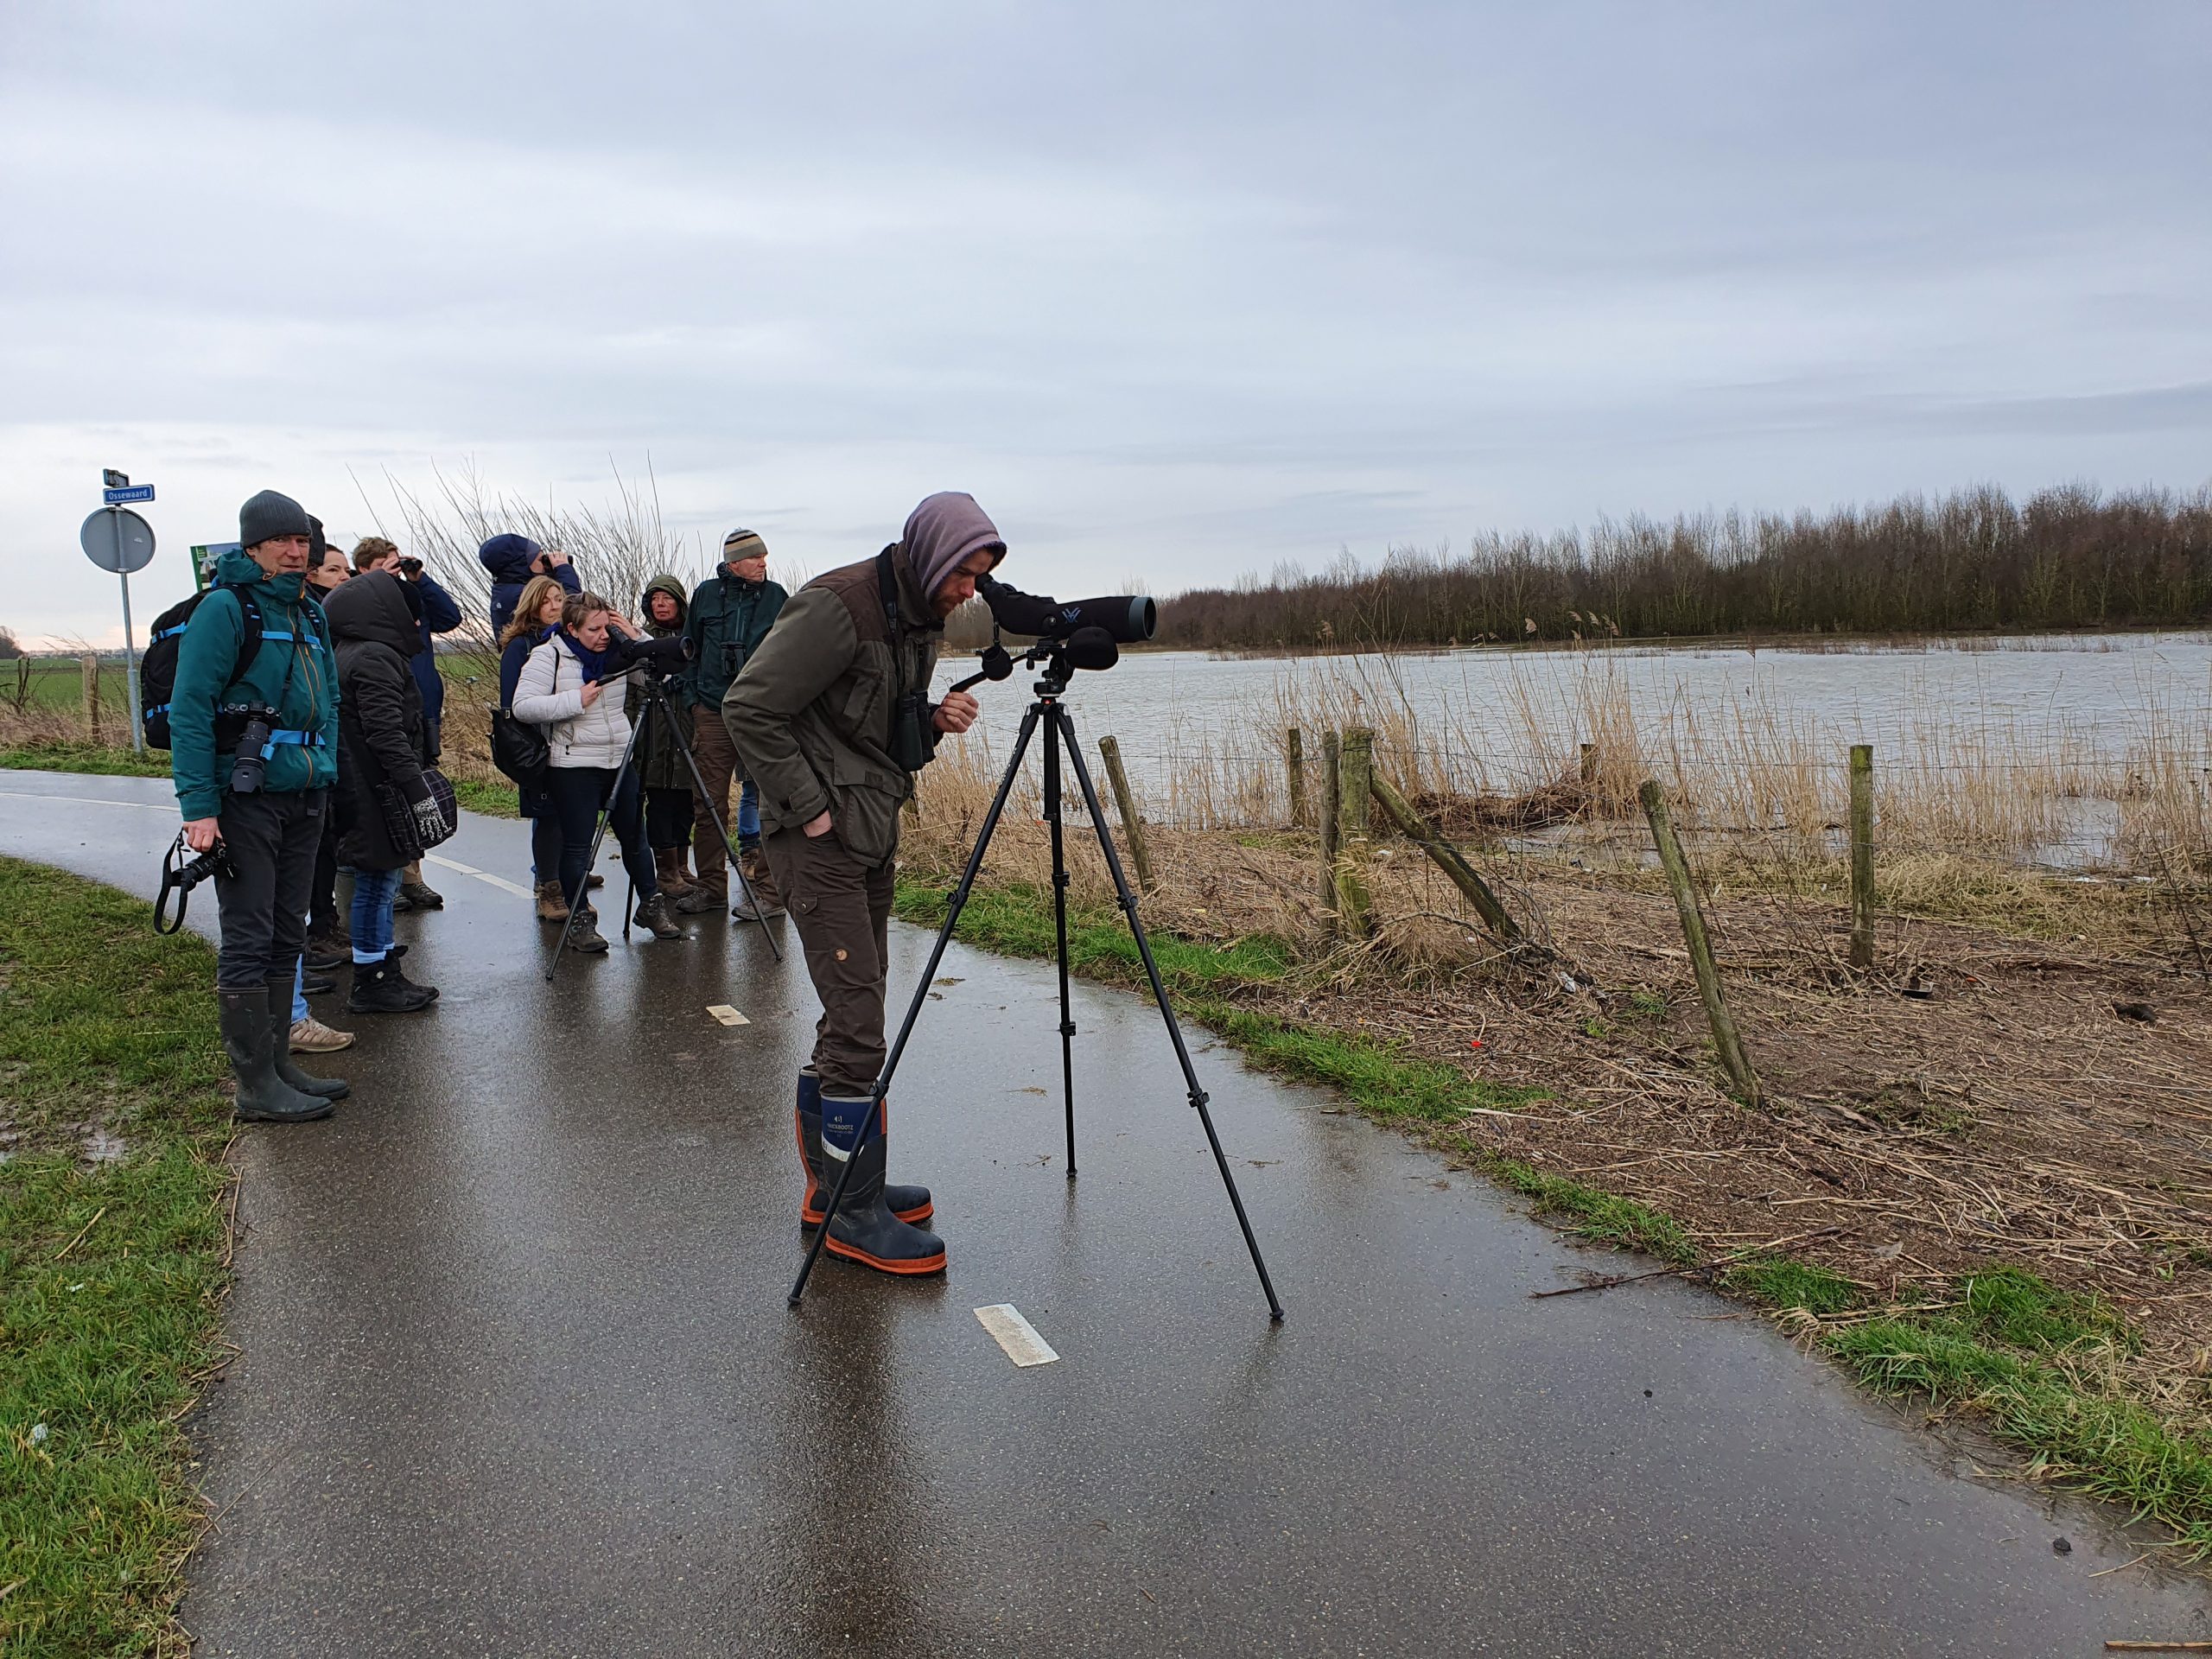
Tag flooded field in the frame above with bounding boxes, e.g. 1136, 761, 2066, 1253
939, 632, 2212, 869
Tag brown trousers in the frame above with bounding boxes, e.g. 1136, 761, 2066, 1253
763, 825, 894, 1097
690, 706, 741, 894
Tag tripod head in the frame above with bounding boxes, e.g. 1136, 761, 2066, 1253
950, 627, 1118, 700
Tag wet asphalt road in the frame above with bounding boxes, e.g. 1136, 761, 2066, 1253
3, 771, 2207, 1657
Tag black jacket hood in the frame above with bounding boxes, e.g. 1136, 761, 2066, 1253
324, 571, 421, 657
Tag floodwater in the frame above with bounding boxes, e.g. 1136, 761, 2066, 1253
940, 632, 2212, 863
947, 631, 2211, 779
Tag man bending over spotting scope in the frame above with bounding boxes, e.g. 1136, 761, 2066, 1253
721, 492, 1002, 1275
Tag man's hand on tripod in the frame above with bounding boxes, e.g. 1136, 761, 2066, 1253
932, 690, 980, 735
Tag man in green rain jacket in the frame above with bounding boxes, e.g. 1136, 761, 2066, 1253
173, 490, 347, 1124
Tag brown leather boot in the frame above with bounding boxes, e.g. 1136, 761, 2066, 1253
535, 879, 570, 923
655, 847, 694, 896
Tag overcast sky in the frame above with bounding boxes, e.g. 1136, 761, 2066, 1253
3, 2, 2208, 645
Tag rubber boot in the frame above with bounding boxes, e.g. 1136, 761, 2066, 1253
347, 957, 439, 1014
798, 1071, 931, 1226
633, 891, 682, 940
816, 1101, 946, 1275
219, 989, 333, 1123
535, 880, 570, 924
266, 980, 349, 1100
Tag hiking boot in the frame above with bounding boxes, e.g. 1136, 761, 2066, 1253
586, 872, 605, 891
346, 957, 439, 1014
220, 989, 334, 1123
535, 880, 570, 924
302, 970, 337, 995
798, 1071, 931, 1227
633, 892, 682, 940
304, 932, 350, 971
567, 918, 609, 954
265, 981, 351, 1100
815, 1100, 945, 1275
289, 1015, 354, 1052
654, 847, 695, 897
731, 860, 785, 920
675, 880, 726, 914
396, 879, 444, 912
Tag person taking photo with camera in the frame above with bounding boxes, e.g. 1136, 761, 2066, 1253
680, 529, 786, 917
324, 570, 445, 1014
511, 590, 682, 951
171, 490, 346, 1123
722, 491, 1000, 1276
480, 532, 579, 635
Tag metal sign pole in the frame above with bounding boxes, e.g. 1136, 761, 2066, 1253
114, 509, 144, 752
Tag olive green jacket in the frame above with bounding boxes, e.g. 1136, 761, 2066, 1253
721, 547, 940, 866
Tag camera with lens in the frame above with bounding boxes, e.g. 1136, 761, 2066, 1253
606, 629, 697, 679
220, 703, 280, 794
155, 830, 236, 934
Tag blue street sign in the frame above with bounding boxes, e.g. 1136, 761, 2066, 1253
103, 483, 155, 505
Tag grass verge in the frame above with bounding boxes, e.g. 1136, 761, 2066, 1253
900, 862, 2212, 1557
0, 743, 172, 780
451, 777, 520, 819
0, 859, 233, 1653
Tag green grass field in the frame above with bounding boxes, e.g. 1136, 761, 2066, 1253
1, 658, 133, 715
0, 860, 234, 1654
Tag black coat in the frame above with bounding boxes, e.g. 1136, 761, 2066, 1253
325, 573, 433, 874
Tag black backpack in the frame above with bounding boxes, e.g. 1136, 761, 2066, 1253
141, 585, 268, 750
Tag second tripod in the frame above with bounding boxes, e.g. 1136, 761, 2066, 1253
545, 671, 782, 982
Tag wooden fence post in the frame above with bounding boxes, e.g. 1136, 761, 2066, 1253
81, 656, 101, 745
1319, 731, 1341, 933
1285, 727, 1306, 828
1848, 744, 1875, 969
1336, 728, 1373, 937
1369, 770, 1525, 950
1638, 779, 1762, 1106
1096, 735, 1156, 893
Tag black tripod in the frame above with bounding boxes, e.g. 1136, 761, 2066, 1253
546, 671, 783, 982
788, 644, 1284, 1321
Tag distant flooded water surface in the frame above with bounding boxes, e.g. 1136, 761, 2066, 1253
936, 632, 2212, 870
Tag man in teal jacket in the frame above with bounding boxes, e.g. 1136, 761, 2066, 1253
174, 490, 348, 1123
678, 528, 788, 915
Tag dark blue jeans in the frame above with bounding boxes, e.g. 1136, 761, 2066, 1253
545, 766, 657, 907
346, 866, 403, 964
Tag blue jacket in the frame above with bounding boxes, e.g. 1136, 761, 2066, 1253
170, 549, 341, 820
408, 572, 462, 726
499, 629, 550, 709
480, 533, 580, 636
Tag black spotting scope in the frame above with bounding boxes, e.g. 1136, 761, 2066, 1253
978, 576, 1156, 645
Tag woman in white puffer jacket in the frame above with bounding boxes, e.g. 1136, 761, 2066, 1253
512, 589, 680, 950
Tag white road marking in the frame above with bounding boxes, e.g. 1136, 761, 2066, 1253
423, 853, 534, 899
974, 1304, 1059, 1368
705, 1004, 750, 1026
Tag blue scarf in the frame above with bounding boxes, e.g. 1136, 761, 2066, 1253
559, 627, 608, 683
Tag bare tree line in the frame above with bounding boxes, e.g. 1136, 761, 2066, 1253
1158, 483, 2212, 651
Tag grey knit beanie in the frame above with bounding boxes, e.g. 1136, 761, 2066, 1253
239, 490, 313, 548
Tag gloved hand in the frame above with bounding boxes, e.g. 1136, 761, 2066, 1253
410, 796, 448, 845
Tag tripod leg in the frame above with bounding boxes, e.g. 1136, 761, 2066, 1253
1056, 708, 1284, 1321
1043, 710, 1078, 1179
790, 704, 1044, 1307
654, 683, 782, 962
545, 712, 648, 985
